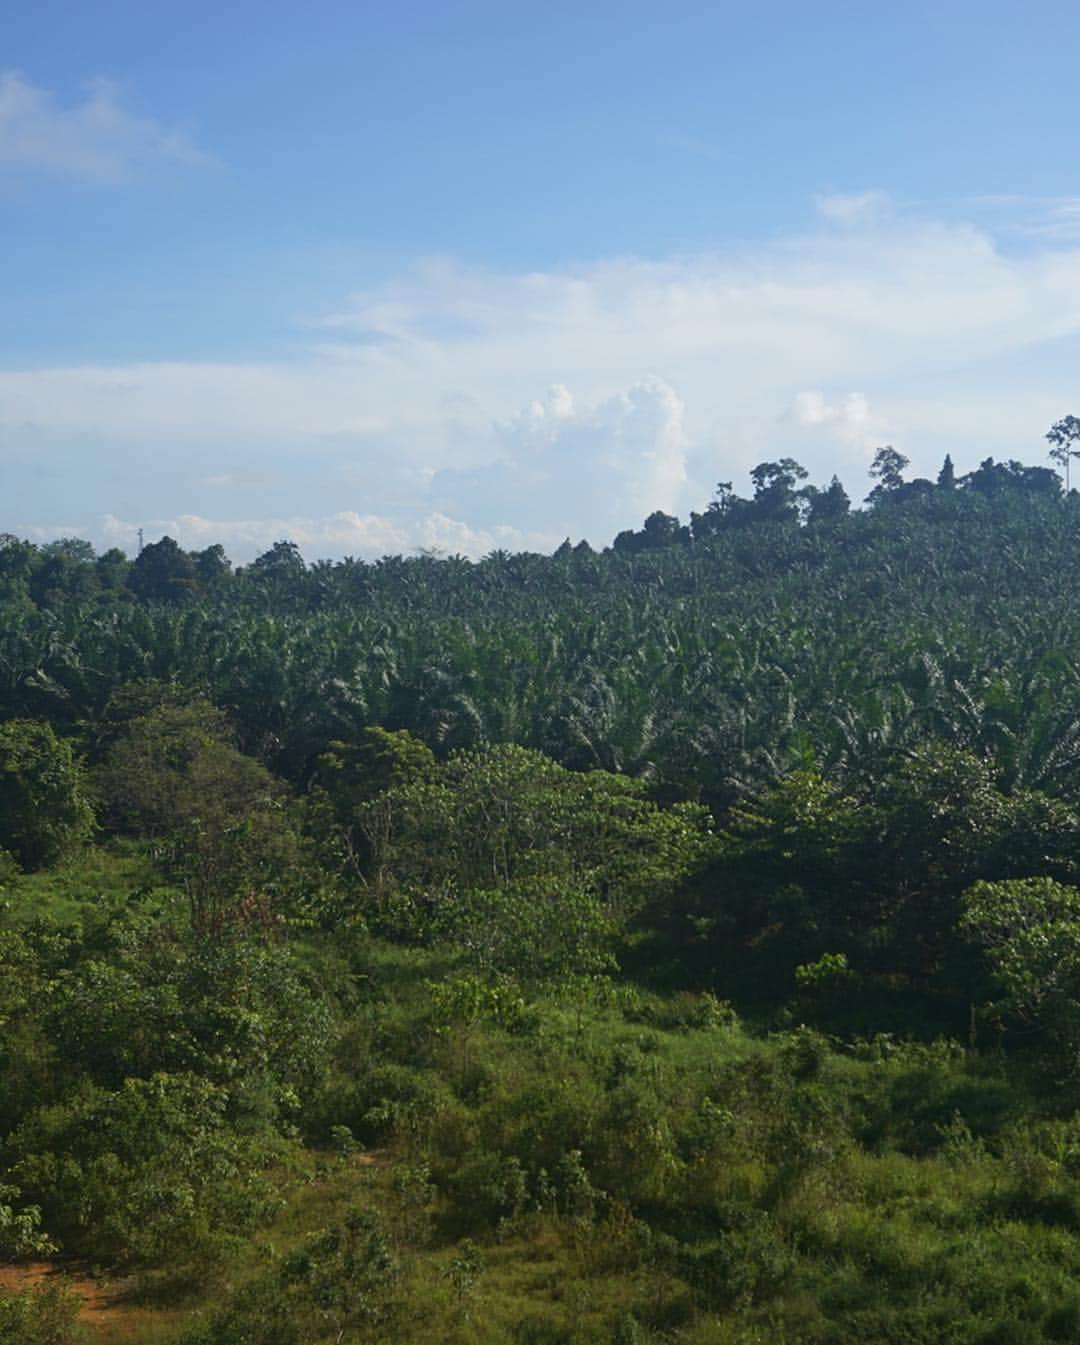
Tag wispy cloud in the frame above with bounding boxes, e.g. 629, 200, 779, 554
958, 194, 1080, 244
815, 190, 893, 228
1016, 199, 1080, 243
0, 70, 212, 184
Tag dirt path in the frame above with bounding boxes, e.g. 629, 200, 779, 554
0, 1260, 121, 1323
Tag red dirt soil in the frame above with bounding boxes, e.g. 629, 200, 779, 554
0, 1260, 119, 1321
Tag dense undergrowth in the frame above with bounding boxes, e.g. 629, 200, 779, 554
4, 851, 1080, 1345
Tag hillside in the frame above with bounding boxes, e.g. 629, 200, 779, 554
5, 454, 1080, 1343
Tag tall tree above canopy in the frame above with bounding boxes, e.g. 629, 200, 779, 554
749, 459, 809, 524
1046, 415, 1080, 491
866, 446, 910, 505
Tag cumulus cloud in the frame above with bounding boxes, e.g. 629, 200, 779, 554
0, 70, 210, 183
790, 390, 886, 453
7, 197, 1080, 552
431, 378, 687, 537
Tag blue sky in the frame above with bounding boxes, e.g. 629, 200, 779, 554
5, 1, 1080, 558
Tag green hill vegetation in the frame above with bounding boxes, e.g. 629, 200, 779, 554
5, 445, 1080, 1342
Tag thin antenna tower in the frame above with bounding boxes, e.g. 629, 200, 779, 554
137, 528, 144, 554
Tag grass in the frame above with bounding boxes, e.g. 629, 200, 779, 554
0, 841, 176, 928
11, 934, 1080, 1343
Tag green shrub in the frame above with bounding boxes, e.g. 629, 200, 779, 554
0, 1285, 83, 1345
9, 1072, 289, 1269
0, 720, 94, 871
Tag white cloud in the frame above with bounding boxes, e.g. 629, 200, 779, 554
960, 194, 1080, 244
815, 190, 893, 228
0, 70, 210, 183
451, 377, 687, 534
790, 390, 886, 453
6, 197, 1080, 552
94, 510, 556, 563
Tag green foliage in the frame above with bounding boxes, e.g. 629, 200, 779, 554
962, 878, 1080, 1062
313, 725, 436, 814
45, 925, 335, 1120
95, 701, 324, 930
309, 725, 437, 880
0, 720, 93, 871
126, 536, 197, 603
181, 1206, 397, 1345
436, 882, 616, 987
279, 1205, 398, 1334
0, 1284, 82, 1345
95, 700, 278, 840
8, 1072, 289, 1269
427, 975, 529, 1036
13, 456, 1080, 1342
365, 743, 713, 932
442, 1236, 484, 1303
0, 1181, 55, 1258
1046, 414, 1080, 490
794, 952, 851, 990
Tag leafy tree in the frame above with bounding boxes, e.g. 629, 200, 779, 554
0, 535, 38, 590
641, 510, 685, 547
279, 1207, 398, 1337
871, 743, 1012, 975
963, 457, 1060, 498
0, 1183, 55, 1259
318, 726, 436, 804
437, 880, 616, 987
937, 454, 956, 490
1046, 414, 1080, 491
95, 546, 130, 593
95, 700, 322, 930
31, 541, 99, 609
361, 744, 713, 930
181, 1208, 397, 1345
127, 536, 197, 602
245, 540, 307, 609
0, 720, 94, 870
0, 928, 66, 1133
169, 799, 324, 934
698, 768, 871, 988
804, 475, 850, 524
749, 459, 809, 524
46, 928, 334, 1119
251, 539, 305, 577
613, 512, 687, 553
9, 1072, 288, 1268
192, 544, 232, 592
0, 1284, 81, 1345
962, 877, 1080, 1062
866, 446, 910, 504
95, 700, 279, 839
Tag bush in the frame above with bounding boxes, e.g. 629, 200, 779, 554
0, 1285, 82, 1345
9, 1073, 288, 1269
0, 720, 93, 871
